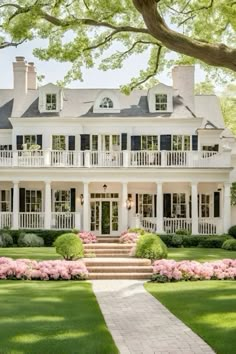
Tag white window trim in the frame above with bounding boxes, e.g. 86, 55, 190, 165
93, 90, 120, 113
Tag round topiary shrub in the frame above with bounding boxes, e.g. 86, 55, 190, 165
172, 234, 183, 247
54, 233, 84, 260
135, 233, 168, 261
18, 233, 44, 247
222, 239, 236, 251
0, 231, 13, 247
228, 225, 236, 239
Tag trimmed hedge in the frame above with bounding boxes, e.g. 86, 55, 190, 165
222, 239, 236, 251
135, 233, 168, 260
159, 234, 233, 248
1, 229, 71, 247
228, 225, 236, 239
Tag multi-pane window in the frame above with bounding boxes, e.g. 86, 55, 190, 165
0, 190, 11, 212
54, 190, 71, 212
138, 194, 154, 217
91, 135, 98, 151
46, 94, 57, 111
52, 135, 66, 150
155, 94, 167, 111
23, 135, 37, 150
200, 194, 210, 217
99, 97, 113, 108
25, 190, 42, 212
112, 201, 118, 231
102, 135, 120, 151
202, 145, 219, 152
0, 145, 12, 151
141, 136, 158, 150
172, 193, 186, 218
172, 135, 191, 151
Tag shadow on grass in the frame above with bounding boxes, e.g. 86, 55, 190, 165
145, 281, 236, 354
0, 281, 118, 354
167, 247, 236, 262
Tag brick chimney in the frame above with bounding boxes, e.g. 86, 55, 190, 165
13, 56, 28, 94
28, 62, 37, 90
172, 65, 195, 113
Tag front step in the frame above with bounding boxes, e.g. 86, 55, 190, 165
84, 258, 151, 267
87, 266, 153, 273
97, 237, 119, 243
84, 243, 134, 250
89, 272, 151, 280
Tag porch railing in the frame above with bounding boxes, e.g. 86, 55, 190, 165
198, 217, 222, 235
0, 212, 13, 228
0, 150, 231, 168
141, 218, 157, 232
51, 212, 76, 229
164, 218, 192, 234
19, 212, 45, 229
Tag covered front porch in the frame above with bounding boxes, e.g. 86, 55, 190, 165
0, 181, 231, 235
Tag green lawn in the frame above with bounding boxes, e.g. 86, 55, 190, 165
0, 281, 118, 354
1, 246, 236, 262
168, 247, 236, 262
145, 281, 236, 354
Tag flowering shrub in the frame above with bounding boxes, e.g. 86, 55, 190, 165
119, 232, 138, 244
78, 231, 97, 244
152, 259, 236, 282
0, 257, 88, 280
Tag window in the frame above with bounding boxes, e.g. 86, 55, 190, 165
52, 135, 66, 150
202, 145, 219, 152
91, 135, 98, 151
23, 135, 37, 150
138, 194, 155, 218
141, 136, 158, 150
102, 135, 120, 151
172, 135, 190, 151
172, 193, 186, 218
0, 145, 12, 151
46, 93, 57, 111
200, 194, 210, 217
25, 190, 42, 212
0, 190, 10, 212
54, 190, 71, 212
155, 94, 167, 111
99, 97, 114, 109
90, 193, 119, 199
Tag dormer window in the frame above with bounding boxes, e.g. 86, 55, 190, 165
155, 94, 167, 111
99, 97, 114, 109
46, 93, 57, 111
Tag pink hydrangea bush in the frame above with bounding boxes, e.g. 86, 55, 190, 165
0, 257, 88, 280
78, 231, 97, 244
119, 231, 138, 244
152, 259, 236, 283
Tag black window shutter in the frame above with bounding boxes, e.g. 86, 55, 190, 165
160, 135, 171, 151
213, 144, 219, 152
131, 136, 141, 151
19, 188, 25, 212
154, 195, 157, 218
214, 192, 220, 217
11, 188, 13, 212
121, 133, 128, 150
36, 135, 43, 149
163, 193, 171, 217
70, 188, 76, 212
80, 134, 90, 151
135, 194, 139, 214
9, 145, 12, 151
68, 136, 76, 151
192, 135, 198, 151
16, 136, 23, 150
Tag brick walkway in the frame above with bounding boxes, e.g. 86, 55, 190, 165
92, 280, 215, 354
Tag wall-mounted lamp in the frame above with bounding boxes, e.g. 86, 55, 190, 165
103, 184, 107, 192
80, 194, 84, 206
126, 194, 133, 210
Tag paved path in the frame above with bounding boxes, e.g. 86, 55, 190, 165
92, 280, 214, 354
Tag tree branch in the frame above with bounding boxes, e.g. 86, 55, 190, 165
0, 38, 27, 49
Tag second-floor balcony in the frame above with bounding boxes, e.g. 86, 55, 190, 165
0, 150, 231, 169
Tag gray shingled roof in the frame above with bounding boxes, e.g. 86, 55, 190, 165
22, 98, 60, 117
0, 99, 13, 128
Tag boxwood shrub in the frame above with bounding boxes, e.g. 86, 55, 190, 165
222, 239, 236, 251
135, 233, 168, 260
159, 233, 232, 248
228, 225, 236, 239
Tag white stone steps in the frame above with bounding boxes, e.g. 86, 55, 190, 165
87, 266, 153, 273
84, 258, 151, 267
89, 272, 152, 280
84, 243, 134, 249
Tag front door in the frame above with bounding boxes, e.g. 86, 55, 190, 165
90, 198, 119, 236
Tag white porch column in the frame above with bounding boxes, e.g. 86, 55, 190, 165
44, 180, 51, 229
83, 182, 89, 231
121, 182, 128, 231
12, 181, 19, 229
191, 182, 198, 235
223, 182, 231, 233
156, 182, 164, 233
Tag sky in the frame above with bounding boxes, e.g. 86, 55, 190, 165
0, 39, 207, 90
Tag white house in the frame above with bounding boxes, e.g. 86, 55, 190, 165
0, 56, 235, 236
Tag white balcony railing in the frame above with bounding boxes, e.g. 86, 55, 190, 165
19, 212, 45, 229
51, 212, 76, 229
0, 212, 13, 228
164, 218, 192, 234
198, 217, 222, 235
0, 150, 231, 168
